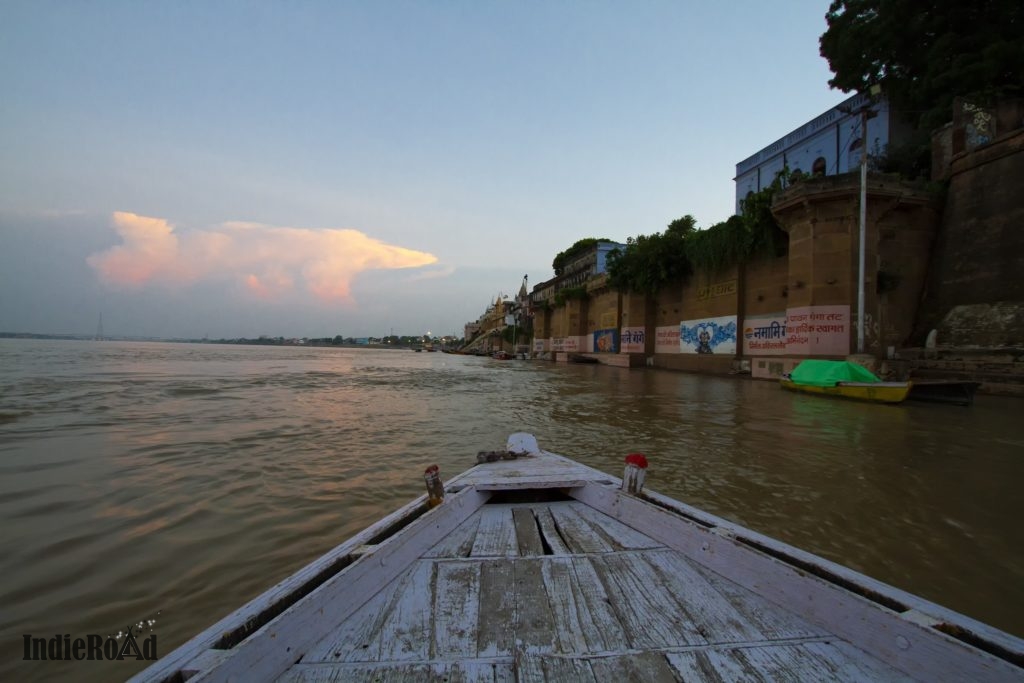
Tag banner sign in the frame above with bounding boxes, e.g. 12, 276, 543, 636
655, 325, 681, 354
680, 316, 737, 355
786, 305, 850, 356
620, 327, 645, 353
742, 314, 788, 355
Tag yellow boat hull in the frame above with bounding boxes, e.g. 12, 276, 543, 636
780, 379, 912, 404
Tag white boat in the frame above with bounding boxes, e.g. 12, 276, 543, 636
132, 434, 1024, 682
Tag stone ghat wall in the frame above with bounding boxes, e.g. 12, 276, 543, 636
535, 174, 941, 371
916, 128, 1024, 348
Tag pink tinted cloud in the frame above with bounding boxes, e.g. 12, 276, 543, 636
88, 212, 438, 302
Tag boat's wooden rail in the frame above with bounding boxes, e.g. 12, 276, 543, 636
131, 433, 1024, 683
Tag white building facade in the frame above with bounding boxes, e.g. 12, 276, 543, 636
734, 92, 901, 213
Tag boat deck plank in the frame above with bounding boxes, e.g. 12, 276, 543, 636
541, 556, 624, 654
422, 514, 481, 558
477, 560, 517, 658
534, 507, 572, 555
280, 661, 514, 682
470, 506, 519, 557
455, 456, 610, 491
664, 640, 915, 682
512, 508, 546, 556
434, 561, 482, 658
290, 500, 912, 682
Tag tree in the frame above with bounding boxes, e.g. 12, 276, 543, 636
820, 1, 1024, 133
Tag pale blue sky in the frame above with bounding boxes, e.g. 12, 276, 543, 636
1, 1, 846, 338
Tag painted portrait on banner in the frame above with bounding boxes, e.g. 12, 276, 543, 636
742, 313, 788, 355
786, 305, 850, 356
680, 316, 737, 355
593, 329, 618, 353
655, 325, 681, 354
620, 326, 645, 353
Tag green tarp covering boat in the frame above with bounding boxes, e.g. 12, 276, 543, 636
788, 359, 880, 387
781, 360, 912, 404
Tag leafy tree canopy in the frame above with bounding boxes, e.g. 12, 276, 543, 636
820, 1, 1024, 132
607, 178, 789, 295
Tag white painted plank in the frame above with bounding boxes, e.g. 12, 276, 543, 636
512, 508, 545, 556
470, 506, 518, 557
566, 501, 663, 550
588, 651, 678, 683
563, 557, 629, 653
537, 557, 590, 655
533, 655, 598, 681
376, 560, 436, 662
589, 551, 708, 650
512, 650, 546, 683
514, 559, 559, 655
278, 661, 431, 682
302, 562, 423, 662
687, 561, 826, 640
664, 641, 916, 682
423, 513, 482, 558
574, 482, 1024, 683
533, 507, 571, 555
280, 660, 514, 682
642, 548, 770, 644
778, 640, 915, 681
433, 560, 482, 659
477, 560, 517, 658
181, 649, 231, 677
445, 660, 514, 683
663, 647, 755, 682
547, 505, 614, 554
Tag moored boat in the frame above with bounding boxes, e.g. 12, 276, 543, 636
781, 359, 912, 404
132, 434, 1023, 682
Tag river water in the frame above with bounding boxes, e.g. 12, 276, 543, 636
1, 339, 1021, 681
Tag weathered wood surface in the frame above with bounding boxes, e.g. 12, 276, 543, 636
291, 501, 913, 682
574, 481, 1024, 683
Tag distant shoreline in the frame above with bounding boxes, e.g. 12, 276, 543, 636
0, 333, 435, 350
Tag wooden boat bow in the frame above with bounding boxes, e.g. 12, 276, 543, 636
131, 433, 1024, 682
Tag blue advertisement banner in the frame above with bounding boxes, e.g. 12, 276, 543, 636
679, 316, 737, 354
593, 328, 619, 353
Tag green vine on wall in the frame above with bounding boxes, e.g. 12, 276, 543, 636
554, 286, 589, 307
607, 174, 789, 295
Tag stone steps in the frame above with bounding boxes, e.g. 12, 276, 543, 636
893, 347, 1024, 397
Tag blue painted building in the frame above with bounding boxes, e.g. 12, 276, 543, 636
734, 92, 907, 213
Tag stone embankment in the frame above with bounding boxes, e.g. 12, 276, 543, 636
890, 348, 1024, 397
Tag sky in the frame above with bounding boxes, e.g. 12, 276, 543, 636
0, 1, 848, 339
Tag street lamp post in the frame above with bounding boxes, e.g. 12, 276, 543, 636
857, 104, 868, 354
842, 85, 881, 355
